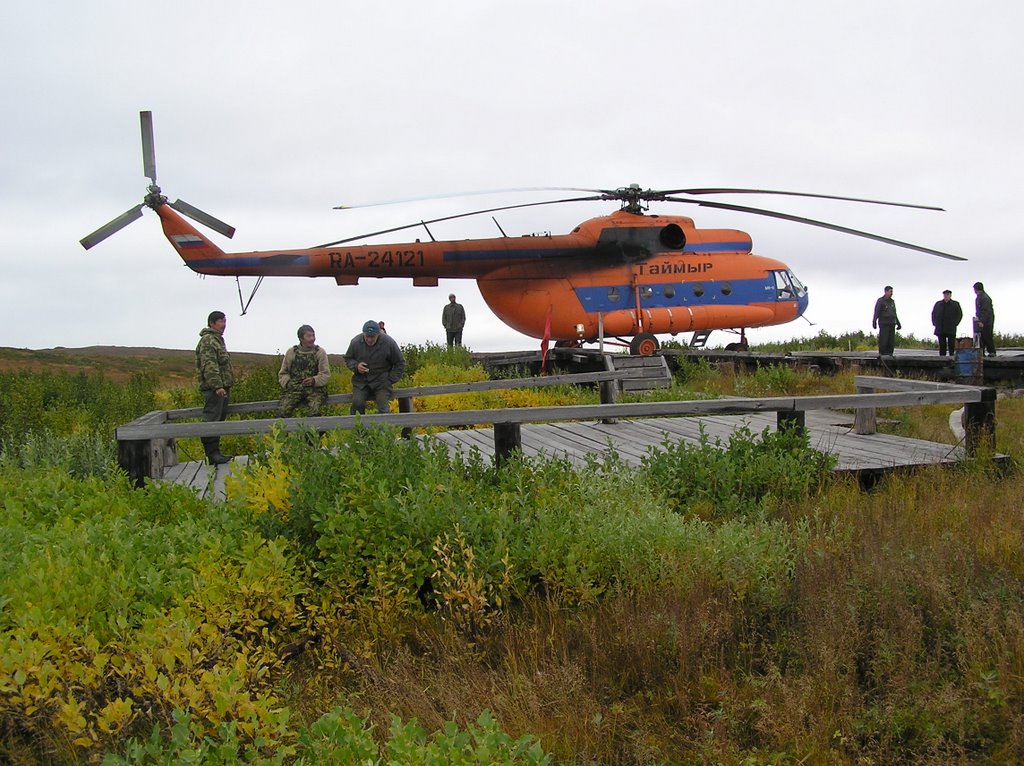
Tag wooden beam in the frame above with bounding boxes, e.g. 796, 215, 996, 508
964, 387, 997, 455
854, 382, 877, 435
118, 388, 990, 442
493, 422, 521, 468
777, 410, 806, 436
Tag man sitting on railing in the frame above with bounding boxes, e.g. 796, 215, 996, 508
278, 324, 331, 417
344, 320, 406, 415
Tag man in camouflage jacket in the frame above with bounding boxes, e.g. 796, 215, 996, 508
195, 310, 235, 464
278, 324, 331, 416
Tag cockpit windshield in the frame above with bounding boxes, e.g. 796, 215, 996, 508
773, 270, 806, 300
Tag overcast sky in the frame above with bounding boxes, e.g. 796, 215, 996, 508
2, 1, 1021, 355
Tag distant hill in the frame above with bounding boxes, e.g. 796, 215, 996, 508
0, 346, 287, 387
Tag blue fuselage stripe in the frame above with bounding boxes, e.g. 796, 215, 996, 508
574, 277, 797, 313
441, 242, 750, 262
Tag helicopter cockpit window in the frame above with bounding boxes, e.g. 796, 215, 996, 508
787, 270, 807, 297
773, 270, 794, 300
720, 282, 733, 296
692, 283, 705, 297
607, 287, 621, 302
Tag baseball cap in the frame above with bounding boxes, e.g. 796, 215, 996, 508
942, 290, 952, 295
362, 320, 380, 336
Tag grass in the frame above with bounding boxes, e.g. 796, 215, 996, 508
1, 346, 1023, 764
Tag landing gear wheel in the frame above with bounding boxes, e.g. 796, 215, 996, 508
630, 332, 659, 356
554, 339, 582, 348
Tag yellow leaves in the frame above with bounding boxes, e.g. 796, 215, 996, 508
432, 524, 513, 637
97, 697, 135, 733
225, 431, 293, 517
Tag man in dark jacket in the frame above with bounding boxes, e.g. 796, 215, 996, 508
931, 290, 962, 356
195, 310, 234, 464
872, 286, 902, 357
344, 320, 406, 414
973, 281, 996, 357
442, 293, 467, 347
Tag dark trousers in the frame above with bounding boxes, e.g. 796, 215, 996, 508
201, 388, 230, 454
878, 323, 897, 356
937, 334, 955, 356
979, 325, 996, 355
446, 330, 463, 347
351, 384, 392, 414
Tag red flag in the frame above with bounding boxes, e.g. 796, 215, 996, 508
540, 305, 552, 373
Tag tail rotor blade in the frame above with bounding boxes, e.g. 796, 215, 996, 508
140, 111, 157, 184
80, 204, 144, 250
170, 198, 236, 239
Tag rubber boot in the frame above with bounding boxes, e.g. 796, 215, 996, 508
203, 437, 231, 465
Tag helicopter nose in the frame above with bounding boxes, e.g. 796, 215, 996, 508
797, 286, 809, 317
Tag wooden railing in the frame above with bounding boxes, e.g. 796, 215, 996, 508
115, 375, 997, 486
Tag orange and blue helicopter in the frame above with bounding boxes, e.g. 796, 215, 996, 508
81, 112, 965, 355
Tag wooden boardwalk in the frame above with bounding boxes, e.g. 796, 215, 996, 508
165, 410, 971, 500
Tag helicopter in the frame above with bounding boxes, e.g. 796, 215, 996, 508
81, 112, 966, 355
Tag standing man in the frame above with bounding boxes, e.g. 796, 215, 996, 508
195, 310, 234, 465
278, 324, 331, 417
872, 285, 902, 357
931, 289, 962, 357
974, 281, 996, 357
344, 320, 406, 414
442, 293, 466, 347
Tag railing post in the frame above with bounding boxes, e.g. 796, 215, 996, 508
117, 438, 164, 488
854, 383, 877, 434
493, 422, 521, 468
398, 395, 414, 439
117, 410, 171, 487
964, 387, 997, 455
777, 409, 805, 436
599, 379, 619, 424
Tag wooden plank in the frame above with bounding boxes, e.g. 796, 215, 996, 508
165, 411, 994, 497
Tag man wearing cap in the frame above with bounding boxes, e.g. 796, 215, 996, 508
278, 324, 331, 417
344, 320, 406, 415
931, 290, 962, 357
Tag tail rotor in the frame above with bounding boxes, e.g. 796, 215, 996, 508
80, 111, 235, 250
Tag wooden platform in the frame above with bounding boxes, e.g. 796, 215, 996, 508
165, 410, 974, 500
425, 410, 968, 473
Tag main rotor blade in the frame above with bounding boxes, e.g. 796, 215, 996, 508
664, 196, 965, 261
140, 111, 157, 183
334, 186, 596, 210
317, 195, 602, 248
79, 204, 144, 250
169, 199, 236, 239
658, 188, 944, 211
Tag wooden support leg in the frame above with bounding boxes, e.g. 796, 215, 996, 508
398, 396, 413, 439
854, 384, 877, 434
777, 410, 806, 437
599, 379, 619, 424
117, 438, 164, 488
964, 388, 997, 456
493, 422, 521, 468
